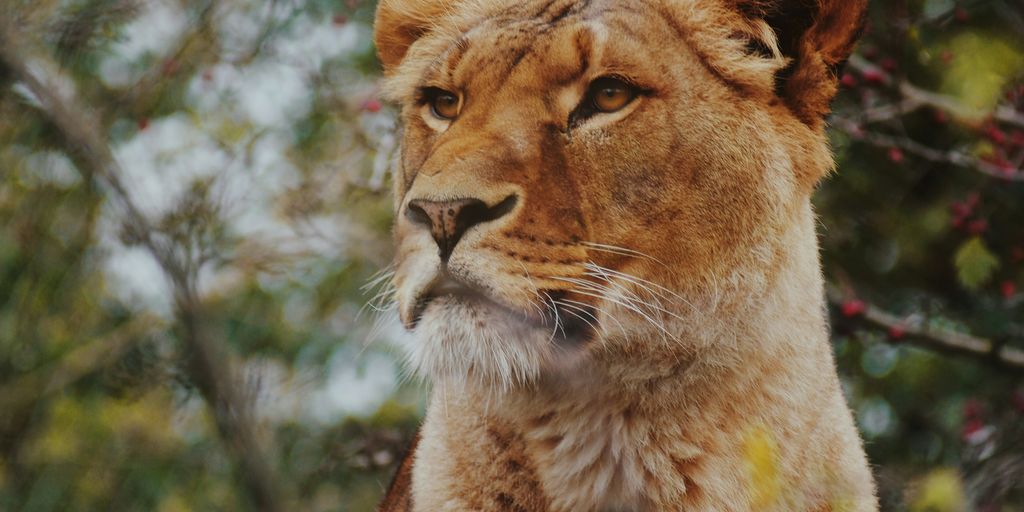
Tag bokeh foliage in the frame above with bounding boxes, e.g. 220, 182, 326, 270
0, 0, 1022, 511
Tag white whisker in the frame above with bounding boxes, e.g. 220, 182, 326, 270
553, 299, 600, 333
561, 298, 628, 336
580, 241, 668, 267
584, 262, 694, 311
584, 268, 690, 323
544, 293, 568, 342
564, 288, 676, 341
512, 261, 548, 320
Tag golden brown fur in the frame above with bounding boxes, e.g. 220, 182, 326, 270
375, 0, 876, 510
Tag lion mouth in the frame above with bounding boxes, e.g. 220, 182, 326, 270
409, 275, 490, 328
409, 275, 596, 344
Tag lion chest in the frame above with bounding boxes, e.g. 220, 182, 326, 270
516, 404, 700, 512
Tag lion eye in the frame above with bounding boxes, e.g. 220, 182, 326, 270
589, 77, 636, 113
426, 88, 461, 120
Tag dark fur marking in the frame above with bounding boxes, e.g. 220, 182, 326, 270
505, 458, 525, 472
531, 411, 557, 427
742, 36, 775, 59
487, 427, 514, 450
494, 492, 529, 512
377, 429, 421, 512
507, 46, 530, 73
505, 232, 579, 247
648, 5, 754, 98
541, 435, 563, 450
532, 0, 561, 19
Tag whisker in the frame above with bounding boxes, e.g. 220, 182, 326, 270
543, 292, 568, 342
547, 276, 672, 321
584, 262, 694, 311
561, 298, 628, 336
360, 266, 396, 293
511, 261, 548, 321
580, 241, 668, 267
564, 288, 676, 340
583, 268, 690, 323
553, 299, 599, 334
357, 266, 397, 322
355, 305, 400, 362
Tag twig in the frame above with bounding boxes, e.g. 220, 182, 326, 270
116, 1, 217, 119
827, 287, 1024, 373
831, 115, 1024, 181
846, 54, 1024, 129
0, 315, 160, 412
0, 19, 286, 512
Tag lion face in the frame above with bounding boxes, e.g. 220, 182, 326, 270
375, 0, 864, 388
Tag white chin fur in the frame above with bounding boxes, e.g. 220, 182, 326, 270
405, 296, 568, 390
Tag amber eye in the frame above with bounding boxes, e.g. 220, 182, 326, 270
427, 89, 461, 120
589, 77, 636, 113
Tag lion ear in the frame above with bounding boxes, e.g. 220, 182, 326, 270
732, 0, 868, 124
375, 0, 461, 72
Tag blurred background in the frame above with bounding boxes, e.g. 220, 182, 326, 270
0, 0, 1021, 510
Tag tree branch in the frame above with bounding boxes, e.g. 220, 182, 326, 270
830, 115, 1024, 181
0, 19, 286, 512
827, 287, 1024, 373
846, 54, 1024, 130
0, 315, 160, 412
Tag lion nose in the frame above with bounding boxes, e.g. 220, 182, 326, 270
405, 195, 517, 261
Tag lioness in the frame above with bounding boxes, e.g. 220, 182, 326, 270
374, 0, 877, 510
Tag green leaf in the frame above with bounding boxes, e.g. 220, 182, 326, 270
954, 237, 999, 290
939, 33, 1024, 117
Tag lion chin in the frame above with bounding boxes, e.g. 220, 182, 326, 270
410, 299, 552, 389
404, 273, 595, 390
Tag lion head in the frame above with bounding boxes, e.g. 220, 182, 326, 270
374, 0, 867, 389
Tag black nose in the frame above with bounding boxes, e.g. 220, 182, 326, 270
405, 195, 517, 261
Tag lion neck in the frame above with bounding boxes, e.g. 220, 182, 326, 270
430, 202, 834, 510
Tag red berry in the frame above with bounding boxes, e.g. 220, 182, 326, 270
363, 98, 382, 113
963, 399, 983, 419
162, 58, 180, 77
950, 201, 972, 218
841, 300, 866, 318
1010, 130, 1024, 146
967, 219, 989, 235
1002, 281, 1017, 299
985, 157, 1015, 176
933, 110, 949, 123
840, 73, 858, 88
887, 147, 904, 163
954, 7, 969, 22
1012, 391, 1024, 413
137, 118, 149, 131
962, 419, 984, 441
332, 13, 347, 26
862, 69, 886, 85
986, 126, 1007, 145
1011, 246, 1024, 262
887, 325, 906, 340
